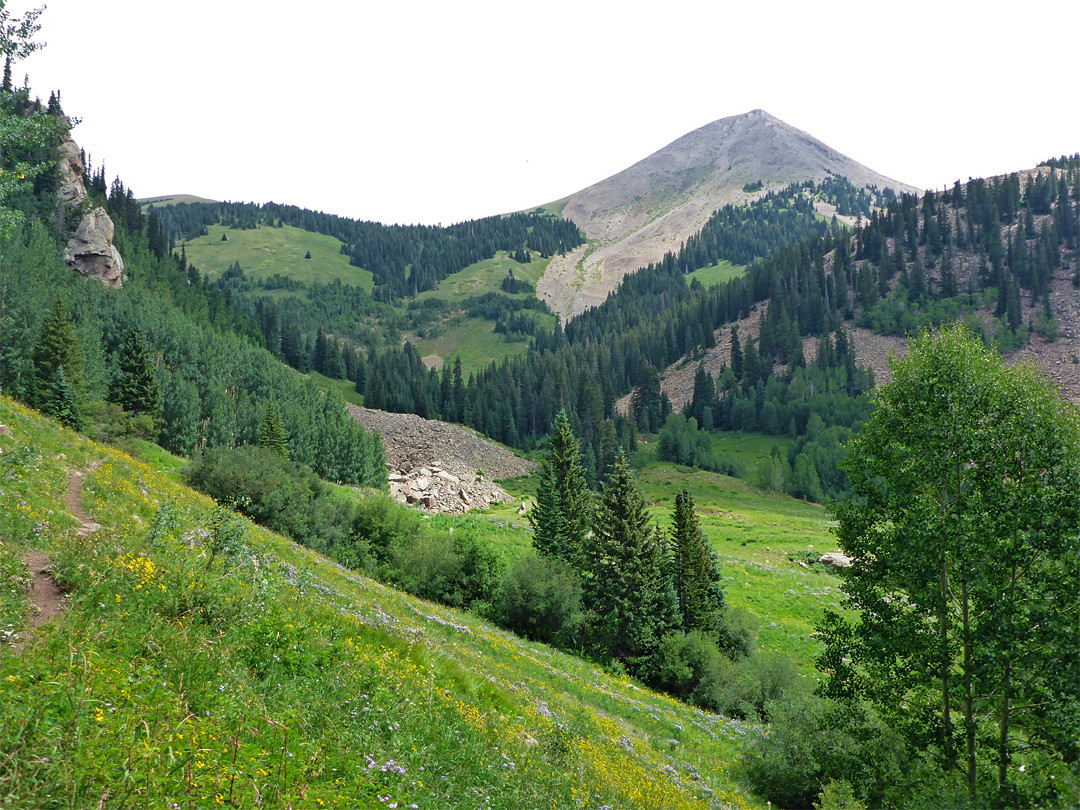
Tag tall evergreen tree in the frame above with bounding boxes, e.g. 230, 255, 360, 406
585, 451, 677, 674
529, 411, 590, 569
670, 489, 725, 638
41, 364, 82, 431
257, 403, 289, 459
110, 327, 160, 418
31, 297, 84, 410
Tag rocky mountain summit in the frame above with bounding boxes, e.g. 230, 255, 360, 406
347, 405, 535, 513
538, 109, 920, 320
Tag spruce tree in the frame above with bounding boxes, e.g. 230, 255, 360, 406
529, 411, 590, 568
257, 403, 289, 458
671, 489, 725, 637
110, 327, 159, 418
585, 451, 677, 674
41, 364, 83, 431
31, 298, 85, 410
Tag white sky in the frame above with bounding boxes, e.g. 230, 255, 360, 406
15, 0, 1080, 226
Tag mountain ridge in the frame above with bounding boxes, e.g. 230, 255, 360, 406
538, 109, 921, 319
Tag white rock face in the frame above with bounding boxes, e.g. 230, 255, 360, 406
63, 207, 124, 288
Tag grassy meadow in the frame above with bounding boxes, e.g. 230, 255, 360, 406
1, 396, 771, 809
408, 252, 559, 374
179, 224, 374, 291
684, 260, 746, 289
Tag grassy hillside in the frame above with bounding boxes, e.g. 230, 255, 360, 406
405, 253, 557, 374
171, 210, 552, 374
685, 260, 746, 289
179, 223, 375, 291
0, 396, 761, 809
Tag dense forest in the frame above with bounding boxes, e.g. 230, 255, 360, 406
0, 87, 386, 489
152, 198, 584, 298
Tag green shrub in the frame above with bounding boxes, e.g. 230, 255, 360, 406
493, 550, 584, 646
743, 692, 908, 809
386, 526, 502, 612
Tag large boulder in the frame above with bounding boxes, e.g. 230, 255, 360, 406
817, 551, 853, 569
63, 207, 124, 288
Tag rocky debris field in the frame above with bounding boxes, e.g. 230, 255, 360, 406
347, 405, 535, 513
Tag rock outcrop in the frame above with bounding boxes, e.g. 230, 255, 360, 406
348, 404, 535, 513
63, 207, 124, 288
56, 127, 87, 208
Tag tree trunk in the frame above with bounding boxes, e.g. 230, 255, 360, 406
962, 576, 976, 804
940, 552, 955, 766
998, 559, 1018, 794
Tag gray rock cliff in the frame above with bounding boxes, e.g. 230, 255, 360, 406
63, 207, 124, 288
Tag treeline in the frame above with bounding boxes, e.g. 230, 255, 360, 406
816, 175, 896, 218
152, 200, 584, 299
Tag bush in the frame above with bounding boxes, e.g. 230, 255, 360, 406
386, 526, 502, 613
185, 445, 327, 545
742, 692, 908, 809
653, 631, 725, 698
493, 551, 584, 647
693, 650, 797, 720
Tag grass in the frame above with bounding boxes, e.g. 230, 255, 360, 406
685, 261, 746, 289
415, 252, 551, 306
409, 317, 540, 376
632, 458, 841, 674
0, 395, 762, 810
174, 214, 553, 372
178, 223, 374, 291
140, 194, 218, 208
307, 370, 364, 406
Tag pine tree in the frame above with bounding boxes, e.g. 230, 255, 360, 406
313, 327, 329, 374
258, 404, 289, 458
31, 298, 85, 410
670, 489, 725, 638
585, 451, 677, 673
41, 364, 83, 431
529, 411, 590, 568
110, 327, 160, 418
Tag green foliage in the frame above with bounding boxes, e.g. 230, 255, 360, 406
257, 402, 288, 458
821, 325, 1080, 804
584, 452, 677, 674
658, 413, 732, 473
387, 526, 502, 613
493, 550, 584, 647
670, 489, 725, 638
108, 326, 160, 419
743, 692, 907, 810
30, 297, 85, 409
814, 780, 867, 810
529, 411, 590, 567
39, 363, 82, 431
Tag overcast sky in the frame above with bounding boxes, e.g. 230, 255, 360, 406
15, 0, 1080, 226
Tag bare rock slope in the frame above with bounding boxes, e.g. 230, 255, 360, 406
539, 109, 920, 320
348, 405, 534, 513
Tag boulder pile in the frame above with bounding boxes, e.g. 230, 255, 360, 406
347, 405, 535, 513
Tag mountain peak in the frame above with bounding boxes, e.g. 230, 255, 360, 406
537, 112, 920, 319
